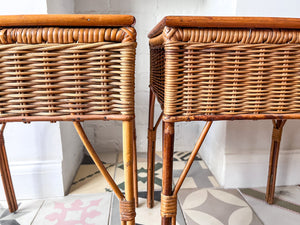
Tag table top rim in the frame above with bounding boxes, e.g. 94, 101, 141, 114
148, 16, 300, 38
0, 14, 135, 27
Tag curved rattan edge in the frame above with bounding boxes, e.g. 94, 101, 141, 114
0, 27, 136, 44
163, 114, 300, 122
149, 33, 164, 47
0, 15, 135, 27
148, 16, 300, 38
150, 27, 300, 46
0, 115, 134, 123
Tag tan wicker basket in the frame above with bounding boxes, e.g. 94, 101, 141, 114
0, 15, 138, 224
147, 16, 300, 225
0, 22, 136, 122
151, 27, 300, 120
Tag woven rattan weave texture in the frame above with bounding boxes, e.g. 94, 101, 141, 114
150, 27, 300, 117
0, 27, 136, 121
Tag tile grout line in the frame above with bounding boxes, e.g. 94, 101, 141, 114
30, 200, 46, 225
177, 197, 188, 225
71, 164, 114, 186
107, 193, 114, 225
239, 188, 300, 215
237, 189, 265, 224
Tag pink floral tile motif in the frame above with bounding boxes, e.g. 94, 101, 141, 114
45, 199, 102, 225
32, 193, 111, 225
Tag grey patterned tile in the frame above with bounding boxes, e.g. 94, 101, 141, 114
0, 200, 44, 225
178, 188, 263, 225
173, 160, 219, 189
117, 152, 162, 163
173, 152, 202, 161
155, 151, 200, 162
115, 162, 162, 192
240, 186, 300, 225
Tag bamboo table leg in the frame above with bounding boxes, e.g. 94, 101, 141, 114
161, 122, 175, 225
0, 123, 18, 213
266, 119, 286, 204
133, 119, 138, 207
147, 89, 156, 208
123, 120, 135, 225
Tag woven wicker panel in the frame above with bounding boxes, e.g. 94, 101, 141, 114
0, 28, 136, 120
150, 47, 165, 106
152, 28, 300, 117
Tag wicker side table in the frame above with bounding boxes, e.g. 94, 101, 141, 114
147, 16, 300, 225
0, 14, 137, 225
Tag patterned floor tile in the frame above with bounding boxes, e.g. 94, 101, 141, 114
82, 152, 118, 164
32, 193, 112, 225
117, 151, 162, 163
0, 200, 44, 225
173, 151, 202, 161
173, 160, 220, 189
240, 186, 300, 211
110, 191, 186, 225
240, 186, 300, 224
116, 151, 195, 164
115, 154, 210, 193
116, 150, 199, 164
154, 151, 163, 161
115, 162, 162, 192
241, 189, 300, 225
155, 151, 198, 162
178, 188, 263, 225
69, 164, 116, 194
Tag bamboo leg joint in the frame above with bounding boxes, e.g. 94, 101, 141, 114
148, 128, 157, 140
272, 127, 282, 142
160, 194, 177, 218
119, 198, 136, 221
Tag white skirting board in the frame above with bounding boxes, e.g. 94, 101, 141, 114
223, 149, 300, 188
0, 159, 79, 200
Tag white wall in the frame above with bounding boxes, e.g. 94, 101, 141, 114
47, 0, 74, 14
236, 0, 300, 17
0, 0, 47, 15
60, 122, 83, 194
201, 121, 227, 185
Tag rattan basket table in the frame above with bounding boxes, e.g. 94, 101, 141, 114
0, 14, 137, 224
147, 16, 300, 225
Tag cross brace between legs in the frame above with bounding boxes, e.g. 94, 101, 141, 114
173, 121, 213, 195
